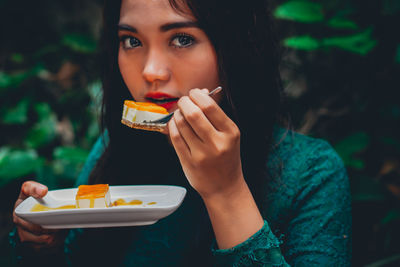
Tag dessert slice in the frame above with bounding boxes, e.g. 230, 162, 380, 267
121, 100, 169, 132
122, 100, 168, 123
76, 184, 111, 208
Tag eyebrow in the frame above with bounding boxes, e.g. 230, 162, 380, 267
117, 21, 199, 33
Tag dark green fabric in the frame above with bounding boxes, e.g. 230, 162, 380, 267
10, 127, 352, 266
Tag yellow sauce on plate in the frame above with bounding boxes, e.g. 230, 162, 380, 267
30, 199, 157, 212
31, 204, 76, 212
112, 199, 143, 206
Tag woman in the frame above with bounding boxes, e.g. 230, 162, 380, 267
11, 0, 351, 266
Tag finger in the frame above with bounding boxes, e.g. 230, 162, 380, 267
18, 181, 48, 201
26, 230, 68, 251
168, 115, 191, 159
17, 227, 55, 245
189, 89, 233, 132
177, 96, 216, 143
173, 109, 203, 149
13, 213, 57, 235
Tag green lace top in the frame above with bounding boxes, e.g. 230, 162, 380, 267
9, 127, 351, 266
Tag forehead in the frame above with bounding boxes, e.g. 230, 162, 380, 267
119, 0, 193, 23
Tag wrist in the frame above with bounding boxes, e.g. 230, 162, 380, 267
199, 172, 246, 204
201, 177, 257, 216
201, 177, 264, 249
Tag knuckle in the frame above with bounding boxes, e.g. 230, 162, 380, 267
174, 114, 186, 127
17, 228, 27, 243
45, 235, 54, 244
230, 125, 241, 141
202, 103, 216, 114
12, 215, 18, 224
189, 88, 198, 96
216, 144, 229, 156
186, 109, 201, 121
189, 88, 203, 98
170, 131, 180, 141
176, 99, 184, 109
194, 153, 207, 165
178, 96, 189, 106
234, 129, 241, 140
21, 181, 29, 194
19, 235, 27, 243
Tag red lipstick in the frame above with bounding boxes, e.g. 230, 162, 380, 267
144, 92, 179, 111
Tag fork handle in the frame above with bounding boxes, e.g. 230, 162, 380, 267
147, 86, 223, 124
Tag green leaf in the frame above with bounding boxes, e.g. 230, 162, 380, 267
322, 28, 377, 55
1, 98, 29, 124
53, 147, 89, 164
0, 147, 43, 186
0, 64, 44, 90
395, 44, 400, 64
283, 35, 320, 50
334, 132, 370, 169
327, 17, 358, 30
11, 53, 24, 63
25, 103, 57, 148
274, 0, 324, 23
0, 71, 30, 90
381, 209, 400, 225
62, 33, 98, 54
34, 102, 54, 121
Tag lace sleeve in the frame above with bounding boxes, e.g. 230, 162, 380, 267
210, 139, 351, 266
211, 220, 289, 266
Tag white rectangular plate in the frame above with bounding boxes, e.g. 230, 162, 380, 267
15, 185, 186, 229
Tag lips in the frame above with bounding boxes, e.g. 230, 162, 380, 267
145, 92, 179, 110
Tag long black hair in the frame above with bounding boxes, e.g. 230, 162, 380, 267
89, 0, 285, 207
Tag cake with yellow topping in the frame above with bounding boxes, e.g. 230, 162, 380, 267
122, 101, 168, 123
76, 184, 111, 208
121, 100, 169, 132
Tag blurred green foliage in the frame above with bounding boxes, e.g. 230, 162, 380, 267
0, 0, 102, 192
0, 0, 399, 266
0, 1, 103, 264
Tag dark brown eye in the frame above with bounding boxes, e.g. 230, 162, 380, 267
121, 36, 142, 49
171, 34, 195, 48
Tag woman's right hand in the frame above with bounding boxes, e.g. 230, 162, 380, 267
13, 181, 67, 250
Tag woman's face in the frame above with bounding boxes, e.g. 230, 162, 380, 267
118, 0, 220, 112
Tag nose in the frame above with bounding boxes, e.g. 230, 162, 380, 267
142, 48, 170, 84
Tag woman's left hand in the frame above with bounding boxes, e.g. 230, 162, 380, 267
168, 88, 244, 200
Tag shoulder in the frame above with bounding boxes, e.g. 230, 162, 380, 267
268, 126, 348, 191
272, 127, 341, 164
265, 127, 350, 219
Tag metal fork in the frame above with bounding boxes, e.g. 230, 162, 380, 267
143, 86, 223, 124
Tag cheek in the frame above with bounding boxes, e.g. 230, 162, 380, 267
185, 47, 219, 88
170, 42, 219, 92
118, 51, 142, 98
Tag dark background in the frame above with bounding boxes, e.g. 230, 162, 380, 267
0, 0, 399, 266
